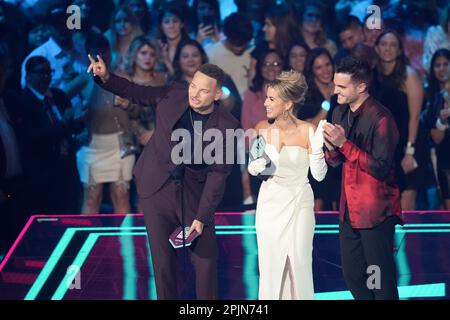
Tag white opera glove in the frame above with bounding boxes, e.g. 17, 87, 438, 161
248, 157, 267, 176
308, 120, 328, 182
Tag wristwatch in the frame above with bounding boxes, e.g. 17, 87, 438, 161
405, 141, 415, 155
436, 118, 449, 131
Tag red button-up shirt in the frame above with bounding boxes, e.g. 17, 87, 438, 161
325, 96, 403, 229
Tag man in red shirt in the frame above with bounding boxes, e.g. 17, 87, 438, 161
323, 56, 403, 300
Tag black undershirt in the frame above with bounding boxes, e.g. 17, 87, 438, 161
171, 107, 211, 178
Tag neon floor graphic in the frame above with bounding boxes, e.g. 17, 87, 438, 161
0, 212, 449, 300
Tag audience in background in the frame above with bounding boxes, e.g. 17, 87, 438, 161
77, 33, 138, 214
241, 49, 283, 202
105, 5, 143, 71
423, 7, 450, 74
371, 30, 425, 210
191, 0, 221, 49
0, 0, 446, 220
206, 12, 253, 99
299, 2, 337, 57
288, 42, 309, 74
157, 5, 191, 76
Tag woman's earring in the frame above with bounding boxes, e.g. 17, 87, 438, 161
283, 110, 289, 120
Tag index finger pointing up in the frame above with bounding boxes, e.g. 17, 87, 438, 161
87, 54, 96, 64
97, 55, 105, 65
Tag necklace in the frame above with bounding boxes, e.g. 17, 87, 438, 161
347, 108, 352, 127
189, 108, 203, 136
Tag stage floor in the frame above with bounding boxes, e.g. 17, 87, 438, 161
0, 211, 448, 300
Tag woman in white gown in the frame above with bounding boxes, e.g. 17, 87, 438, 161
248, 71, 328, 300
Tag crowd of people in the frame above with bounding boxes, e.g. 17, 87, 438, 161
1, 0, 450, 255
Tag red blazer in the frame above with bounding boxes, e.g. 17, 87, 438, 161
96, 74, 240, 225
325, 96, 403, 229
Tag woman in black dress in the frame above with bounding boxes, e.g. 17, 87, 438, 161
423, 49, 450, 209
296, 48, 339, 211
371, 30, 425, 210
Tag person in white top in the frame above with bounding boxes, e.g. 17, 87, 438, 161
248, 70, 327, 300
206, 12, 253, 99
20, 8, 87, 109
423, 9, 450, 73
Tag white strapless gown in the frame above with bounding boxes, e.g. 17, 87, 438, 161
255, 144, 315, 300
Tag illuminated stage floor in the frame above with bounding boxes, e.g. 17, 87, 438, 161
0, 211, 448, 300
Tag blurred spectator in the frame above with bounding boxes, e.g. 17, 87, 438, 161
120, 0, 152, 35
0, 45, 27, 253
77, 33, 139, 214
371, 30, 425, 210
234, 0, 275, 39
151, 0, 191, 27
299, 2, 337, 57
206, 12, 253, 99
118, 35, 168, 212
4, 0, 60, 19
191, 0, 221, 49
88, 0, 116, 32
339, 15, 364, 50
121, 35, 168, 148
423, 7, 450, 74
296, 47, 338, 211
157, 5, 191, 75
241, 49, 283, 203
242, 49, 283, 133
0, 2, 28, 89
362, 13, 385, 48
21, 6, 87, 110
397, 1, 438, 79
335, 0, 372, 22
334, 15, 364, 63
423, 49, 450, 209
63, 1, 102, 112
351, 42, 377, 68
425, 49, 450, 107
104, 5, 143, 71
70, 0, 101, 59
20, 56, 81, 214
27, 23, 52, 51
297, 48, 335, 126
335, 0, 399, 23
249, 4, 301, 85
288, 42, 309, 74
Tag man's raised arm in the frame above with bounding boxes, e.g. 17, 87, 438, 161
87, 54, 168, 107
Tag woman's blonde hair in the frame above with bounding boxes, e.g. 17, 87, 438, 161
267, 70, 308, 106
125, 35, 160, 75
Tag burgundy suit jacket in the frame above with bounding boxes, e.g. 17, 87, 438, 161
96, 74, 240, 225
325, 96, 403, 229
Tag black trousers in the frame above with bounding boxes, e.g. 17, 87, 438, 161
339, 210, 399, 300
141, 177, 218, 300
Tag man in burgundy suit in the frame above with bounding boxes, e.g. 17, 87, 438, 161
87, 55, 240, 299
323, 56, 403, 300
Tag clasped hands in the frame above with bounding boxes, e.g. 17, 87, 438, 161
308, 120, 347, 151
322, 122, 347, 150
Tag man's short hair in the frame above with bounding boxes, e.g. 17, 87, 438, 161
338, 15, 362, 34
25, 56, 50, 74
198, 63, 225, 88
223, 12, 253, 47
335, 56, 372, 88
84, 32, 110, 56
